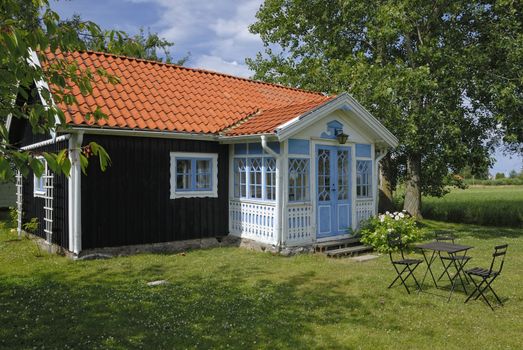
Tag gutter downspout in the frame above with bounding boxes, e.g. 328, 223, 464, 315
261, 136, 283, 249
68, 132, 84, 255
374, 148, 388, 215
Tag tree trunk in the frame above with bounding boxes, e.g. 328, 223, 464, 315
403, 154, 423, 218
378, 164, 395, 213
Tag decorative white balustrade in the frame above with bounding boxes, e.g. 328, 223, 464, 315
355, 199, 374, 228
285, 204, 314, 246
229, 200, 277, 245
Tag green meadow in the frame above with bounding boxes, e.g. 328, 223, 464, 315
1, 219, 522, 349
421, 186, 523, 227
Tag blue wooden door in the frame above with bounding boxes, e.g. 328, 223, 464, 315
316, 145, 351, 238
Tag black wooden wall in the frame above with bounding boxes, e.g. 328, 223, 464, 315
81, 134, 229, 249
21, 140, 69, 249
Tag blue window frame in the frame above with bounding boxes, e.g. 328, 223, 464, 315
356, 160, 372, 198
288, 158, 310, 201
170, 152, 218, 199
176, 158, 212, 191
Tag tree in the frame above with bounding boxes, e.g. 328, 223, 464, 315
60, 15, 189, 65
1, 0, 112, 181
509, 170, 518, 178
495, 172, 506, 179
247, 0, 521, 217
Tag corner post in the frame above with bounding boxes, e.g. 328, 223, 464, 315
68, 132, 83, 255
261, 136, 282, 247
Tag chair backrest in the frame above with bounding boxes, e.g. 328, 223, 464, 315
489, 244, 508, 274
387, 232, 405, 260
434, 230, 455, 243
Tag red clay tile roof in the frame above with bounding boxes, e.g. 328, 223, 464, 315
44, 50, 332, 135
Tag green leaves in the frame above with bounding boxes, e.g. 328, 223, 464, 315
248, 0, 517, 211
88, 142, 111, 172
0, 0, 117, 182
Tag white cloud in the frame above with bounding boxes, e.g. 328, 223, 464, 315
193, 55, 253, 78
125, 0, 264, 77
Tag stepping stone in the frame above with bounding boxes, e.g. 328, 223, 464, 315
147, 280, 168, 286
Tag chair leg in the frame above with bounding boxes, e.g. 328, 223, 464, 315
477, 276, 503, 307
405, 263, 422, 290
465, 276, 484, 304
389, 264, 412, 294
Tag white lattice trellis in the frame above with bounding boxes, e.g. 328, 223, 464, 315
229, 200, 276, 244
355, 199, 374, 228
15, 171, 23, 237
42, 170, 54, 244
286, 204, 313, 246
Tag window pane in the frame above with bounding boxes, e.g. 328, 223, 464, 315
289, 158, 310, 201
196, 174, 211, 189
356, 160, 371, 198
249, 158, 263, 199
177, 159, 191, 174
177, 174, 190, 189
196, 159, 210, 174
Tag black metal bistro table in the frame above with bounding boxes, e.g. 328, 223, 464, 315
415, 241, 473, 301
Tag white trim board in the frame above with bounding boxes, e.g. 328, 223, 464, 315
275, 93, 398, 148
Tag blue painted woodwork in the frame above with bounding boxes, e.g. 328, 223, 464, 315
234, 143, 247, 155
267, 142, 280, 154
249, 142, 263, 154
316, 144, 351, 238
175, 157, 212, 192
320, 120, 344, 140
356, 144, 372, 158
288, 139, 310, 155
234, 142, 281, 155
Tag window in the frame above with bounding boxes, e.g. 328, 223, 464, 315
170, 152, 218, 199
249, 158, 263, 199
233, 155, 276, 201
265, 158, 276, 200
33, 158, 47, 197
356, 160, 372, 198
288, 158, 309, 201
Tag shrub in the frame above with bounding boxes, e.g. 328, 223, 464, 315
359, 211, 426, 253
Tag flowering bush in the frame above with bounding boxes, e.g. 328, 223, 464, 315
359, 211, 426, 253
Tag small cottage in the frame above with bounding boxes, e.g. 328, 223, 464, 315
8, 51, 397, 256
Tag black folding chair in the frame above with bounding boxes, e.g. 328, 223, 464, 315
387, 232, 423, 294
434, 230, 472, 289
465, 244, 508, 310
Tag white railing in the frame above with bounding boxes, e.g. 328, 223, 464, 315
285, 203, 314, 246
229, 200, 277, 245
355, 199, 374, 228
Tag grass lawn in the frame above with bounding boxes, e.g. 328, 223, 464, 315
421, 185, 523, 227
0, 220, 522, 349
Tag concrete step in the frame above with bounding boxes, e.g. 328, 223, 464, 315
324, 245, 373, 258
314, 237, 362, 252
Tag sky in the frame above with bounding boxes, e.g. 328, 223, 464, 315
50, 0, 522, 176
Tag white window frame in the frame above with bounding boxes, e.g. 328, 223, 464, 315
33, 157, 47, 198
170, 152, 218, 199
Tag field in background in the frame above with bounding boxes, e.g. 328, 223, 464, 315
422, 186, 523, 227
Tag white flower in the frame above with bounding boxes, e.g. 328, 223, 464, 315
395, 216, 400, 220
387, 228, 393, 232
